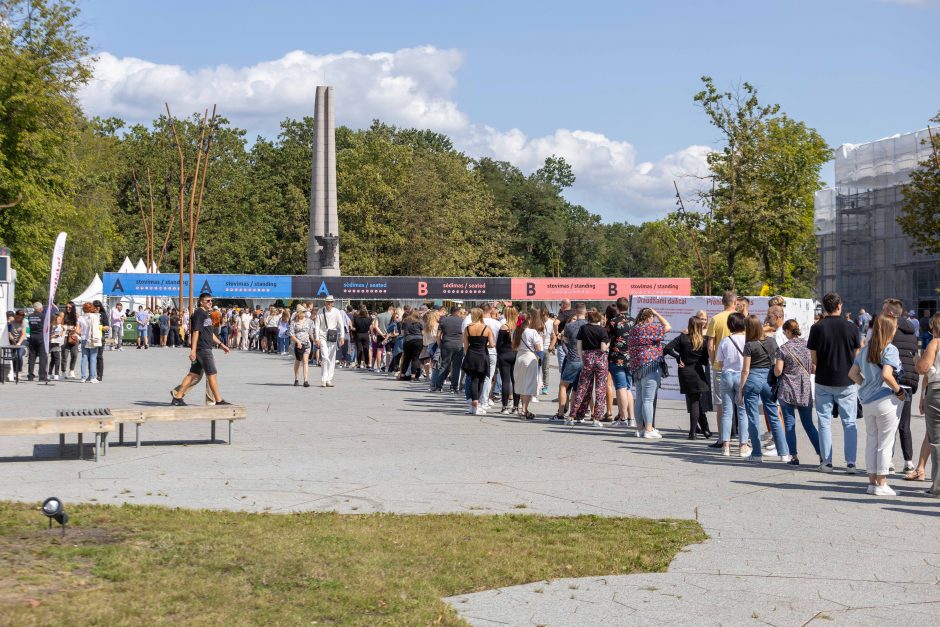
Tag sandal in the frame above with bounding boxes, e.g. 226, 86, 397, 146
524, 411, 536, 420
902, 469, 926, 481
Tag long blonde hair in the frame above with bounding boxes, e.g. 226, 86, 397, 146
687, 316, 705, 351
503, 306, 518, 331
867, 315, 897, 365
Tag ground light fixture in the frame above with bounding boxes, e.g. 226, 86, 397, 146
41, 497, 68, 535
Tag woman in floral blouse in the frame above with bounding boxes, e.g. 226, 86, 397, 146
627, 307, 672, 439
773, 319, 820, 465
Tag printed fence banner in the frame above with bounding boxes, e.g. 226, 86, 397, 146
629, 295, 816, 401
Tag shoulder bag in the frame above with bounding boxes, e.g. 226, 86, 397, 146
323, 311, 338, 343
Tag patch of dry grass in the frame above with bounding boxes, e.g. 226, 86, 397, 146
0, 501, 705, 625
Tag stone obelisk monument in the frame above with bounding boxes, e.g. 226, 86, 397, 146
307, 86, 340, 276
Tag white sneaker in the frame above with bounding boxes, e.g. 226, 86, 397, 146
592, 420, 604, 428
500, 406, 511, 414
779, 455, 792, 463
866, 485, 875, 495
69, 370, 76, 379
846, 464, 858, 474
817, 463, 834, 473
564, 419, 575, 426
740, 444, 753, 459
476, 406, 487, 415
626, 418, 635, 428
763, 445, 778, 457
872, 484, 896, 497
89, 379, 98, 384
642, 430, 662, 439
530, 396, 539, 403
610, 420, 627, 428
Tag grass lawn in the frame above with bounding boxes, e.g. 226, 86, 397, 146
0, 501, 705, 625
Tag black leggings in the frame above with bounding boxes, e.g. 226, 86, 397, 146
467, 371, 485, 402
685, 394, 710, 437
399, 338, 423, 378
497, 351, 519, 408
356, 336, 370, 366
896, 396, 913, 461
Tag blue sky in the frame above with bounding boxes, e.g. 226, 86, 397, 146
76, 0, 939, 221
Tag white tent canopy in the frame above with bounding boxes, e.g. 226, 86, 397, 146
71, 273, 102, 305
117, 256, 135, 274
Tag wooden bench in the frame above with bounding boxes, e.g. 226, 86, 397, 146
0, 416, 115, 461
109, 405, 247, 447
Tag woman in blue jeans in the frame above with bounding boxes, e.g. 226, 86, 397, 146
738, 315, 788, 462
627, 308, 671, 439
773, 320, 820, 465
715, 312, 748, 457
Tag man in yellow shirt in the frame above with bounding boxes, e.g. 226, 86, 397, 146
706, 291, 737, 434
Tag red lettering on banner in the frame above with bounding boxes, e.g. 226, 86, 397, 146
417, 281, 428, 296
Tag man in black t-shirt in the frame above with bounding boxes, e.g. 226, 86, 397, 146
807, 292, 860, 472
170, 293, 231, 406
26, 302, 47, 382
431, 306, 465, 392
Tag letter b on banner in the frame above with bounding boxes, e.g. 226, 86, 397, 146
609, 282, 618, 297
417, 281, 428, 297
526, 282, 535, 297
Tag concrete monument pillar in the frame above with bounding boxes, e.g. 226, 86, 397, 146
307, 86, 340, 276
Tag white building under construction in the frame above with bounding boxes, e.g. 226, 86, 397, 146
815, 129, 940, 315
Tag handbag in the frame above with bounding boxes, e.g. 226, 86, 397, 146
322, 311, 339, 343
760, 339, 780, 402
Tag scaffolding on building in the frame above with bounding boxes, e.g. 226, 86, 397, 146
815, 128, 940, 315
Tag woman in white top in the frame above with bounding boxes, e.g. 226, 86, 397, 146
540, 309, 554, 395
715, 312, 748, 457
79, 302, 103, 383
513, 311, 544, 420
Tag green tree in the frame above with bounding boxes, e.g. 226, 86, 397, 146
693, 76, 829, 295
898, 112, 940, 259
0, 0, 114, 301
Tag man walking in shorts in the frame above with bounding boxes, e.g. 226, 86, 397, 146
170, 293, 231, 406
135, 306, 151, 349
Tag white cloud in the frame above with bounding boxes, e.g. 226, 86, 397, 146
79, 46, 711, 222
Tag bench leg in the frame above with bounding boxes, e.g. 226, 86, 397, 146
59, 433, 65, 457
119, 422, 124, 444
228, 420, 233, 445
211, 420, 216, 442
94, 433, 100, 462
78, 433, 83, 460
135, 423, 140, 448
103, 432, 108, 456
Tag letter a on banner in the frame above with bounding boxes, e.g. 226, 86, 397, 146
44, 232, 67, 354
317, 280, 329, 296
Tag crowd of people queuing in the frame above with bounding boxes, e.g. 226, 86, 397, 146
317, 291, 938, 500
4, 288, 939, 499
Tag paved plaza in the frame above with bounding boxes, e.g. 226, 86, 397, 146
0, 348, 938, 625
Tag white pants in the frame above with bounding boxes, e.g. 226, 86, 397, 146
863, 394, 901, 476
480, 353, 497, 405
320, 342, 337, 383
